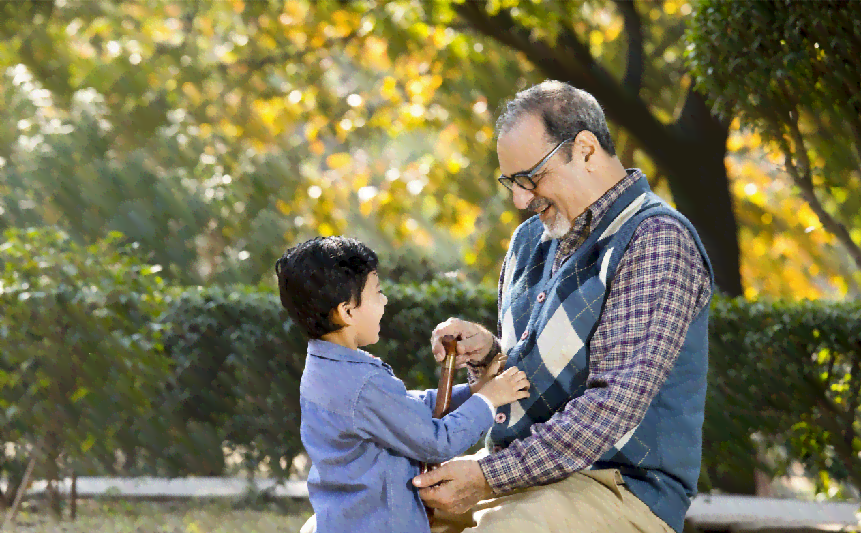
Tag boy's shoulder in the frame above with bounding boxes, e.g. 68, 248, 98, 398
301, 343, 394, 415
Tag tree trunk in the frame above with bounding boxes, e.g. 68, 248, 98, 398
70, 472, 77, 521
664, 91, 741, 296
45, 432, 62, 518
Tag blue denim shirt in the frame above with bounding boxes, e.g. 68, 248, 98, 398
300, 339, 494, 533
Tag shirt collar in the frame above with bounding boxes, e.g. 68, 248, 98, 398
307, 338, 385, 367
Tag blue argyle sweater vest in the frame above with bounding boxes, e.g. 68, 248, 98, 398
488, 176, 713, 533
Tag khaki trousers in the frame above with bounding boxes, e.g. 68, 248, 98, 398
299, 469, 674, 533
429, 469, 674, 533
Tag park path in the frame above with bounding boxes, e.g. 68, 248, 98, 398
7, 477, 860, 530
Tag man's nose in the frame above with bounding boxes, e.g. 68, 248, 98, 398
511, 185, 535, 211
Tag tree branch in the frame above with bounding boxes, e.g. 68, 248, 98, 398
653, 19, 687, 59
454, 1, 676, 153
778, 110, 861, 271
613, 0, 644, 95
182, 0, 200, 60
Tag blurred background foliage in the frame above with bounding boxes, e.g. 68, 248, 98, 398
1, 0, 860, 514
0, 0, 857, 298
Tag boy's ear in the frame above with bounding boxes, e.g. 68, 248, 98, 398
330, 302, 354, 327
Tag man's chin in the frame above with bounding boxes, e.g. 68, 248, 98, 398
540, 216, 571, 241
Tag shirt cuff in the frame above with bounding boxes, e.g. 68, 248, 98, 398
477, 445, 528, 494
472, 393, 496, 418
465, 336, 502, 371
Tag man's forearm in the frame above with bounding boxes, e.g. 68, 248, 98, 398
477, 387, 639, 494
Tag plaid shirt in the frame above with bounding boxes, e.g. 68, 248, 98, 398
472, 169, 712, 494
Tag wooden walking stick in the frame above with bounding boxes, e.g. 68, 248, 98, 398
419, 334, 459, 525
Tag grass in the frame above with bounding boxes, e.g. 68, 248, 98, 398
5, 498, 314, 533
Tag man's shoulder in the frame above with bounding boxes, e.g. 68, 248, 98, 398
621, 212, 712, 283
631, 213, 695, 242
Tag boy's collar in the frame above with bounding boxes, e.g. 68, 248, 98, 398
307, 338, 386, 368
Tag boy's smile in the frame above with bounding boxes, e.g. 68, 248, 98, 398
322, 270, 387, 350
351, 271, 387, 347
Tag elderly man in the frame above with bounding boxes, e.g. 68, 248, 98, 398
414, 80, 714, 533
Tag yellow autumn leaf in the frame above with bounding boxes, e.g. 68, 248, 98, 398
326, 152, 352, 170
380, 77, 399, 101
407, 79, 425, 101
364, 36, 390, 69
414, 228, 432, 247
727, 135, 744, 152
377, 190, 392, 207
606, 20, 622, 42
351, 171, 369, 191
664, 0, 679, 15
318, 222, 334, 236
430, 26, 447, 49
219, 120, 242, 138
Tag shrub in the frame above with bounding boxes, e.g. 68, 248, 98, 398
0, 227, 173, 509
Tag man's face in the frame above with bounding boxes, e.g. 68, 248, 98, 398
497, 114, 585, 239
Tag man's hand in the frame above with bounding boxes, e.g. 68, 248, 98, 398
430, 318, 495, 368
412, 456, 494, 514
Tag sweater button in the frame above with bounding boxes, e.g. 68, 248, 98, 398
492, 446, 502, 453
495, 412, 507, 424
520, 330, 529, 341
537, 291, 546, 303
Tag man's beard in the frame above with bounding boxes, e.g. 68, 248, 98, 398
530, 200, 572, 242
540, 208, 572, 241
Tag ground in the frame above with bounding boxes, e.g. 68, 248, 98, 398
6, 499, 314, 533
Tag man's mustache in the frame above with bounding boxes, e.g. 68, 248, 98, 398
527, 198, 552, 213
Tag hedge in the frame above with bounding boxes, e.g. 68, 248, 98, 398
157, 283, 861, 496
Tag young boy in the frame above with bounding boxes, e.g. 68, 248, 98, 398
275, 236, 529, 533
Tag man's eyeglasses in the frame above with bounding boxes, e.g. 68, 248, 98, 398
497, 135, 579, 191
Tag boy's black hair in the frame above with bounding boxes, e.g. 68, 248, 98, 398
274, 236, 379, 339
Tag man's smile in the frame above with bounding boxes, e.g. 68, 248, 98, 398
537, 203, 552, 222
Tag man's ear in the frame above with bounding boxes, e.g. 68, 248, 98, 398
330, 302, 354, 327
576, 131, 599, 164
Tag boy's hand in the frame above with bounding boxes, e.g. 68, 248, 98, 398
477, 367, 530, 408
430, 318, 495, 368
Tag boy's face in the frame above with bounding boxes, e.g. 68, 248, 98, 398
351, 270, 387, 347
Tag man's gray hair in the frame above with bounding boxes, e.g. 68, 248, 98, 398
496, 80, 616, 157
